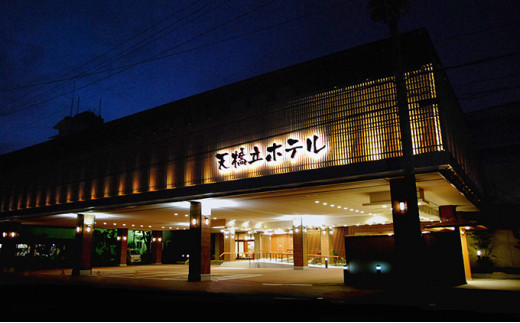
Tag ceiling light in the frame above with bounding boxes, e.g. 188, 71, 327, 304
315, 200, 320, 204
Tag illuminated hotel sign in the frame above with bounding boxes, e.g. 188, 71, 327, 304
215, 133, 327, 172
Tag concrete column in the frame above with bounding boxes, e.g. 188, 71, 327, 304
151, 231, 163, 264
72, 214, 95, 276
293, 219, 308, 270
253, 232, 261, 260
0, 223, 20, 272
188, 201, 211, 281
223, 228, 236, 261
320, 227, 333, 265
439, 205, 457, 223
459, 227, 472, 280
118, 228, 128, 266
390, 177, 425, 283
214, 233, 223, 261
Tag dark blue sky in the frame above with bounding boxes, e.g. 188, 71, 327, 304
1, 0, 519, 155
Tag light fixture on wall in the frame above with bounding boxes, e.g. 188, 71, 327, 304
392, 200, 407, 215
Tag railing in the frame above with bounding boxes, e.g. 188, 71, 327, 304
307, 254, 346, 266
218, 251, 346, 266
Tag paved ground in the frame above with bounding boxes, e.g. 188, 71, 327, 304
2, 264, 520, 321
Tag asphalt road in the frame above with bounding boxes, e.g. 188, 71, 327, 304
1, 266, 519, 321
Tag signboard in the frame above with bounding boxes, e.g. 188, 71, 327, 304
215, 132, 328, 173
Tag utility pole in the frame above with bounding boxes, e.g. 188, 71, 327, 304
368, 0, 425, 284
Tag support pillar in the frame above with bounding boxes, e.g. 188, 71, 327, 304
151, 231, 163, 264
223, 228, 236, 262
459, 227, 472, 280
253, 232, 262, 260
320, 227, 333, 265
118, 228, 128, 266
188, 201, 211, 281
214, 233, 223, 261
72, 214, 95, 276
293, 219, 308, 270
0, 222, 20, 272
390, 177, 425, 283
439, 205, 457, 223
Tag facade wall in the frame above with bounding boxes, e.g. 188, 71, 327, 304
0, 30, 480, 218
1, 65, 443, 215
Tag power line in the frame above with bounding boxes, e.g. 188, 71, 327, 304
0, 0, 282, 116
444, 51, 520, 71
452, 71, 520, 88
0, 0, 205, 94
0, 0, 215, 114
2, 1, 518, 117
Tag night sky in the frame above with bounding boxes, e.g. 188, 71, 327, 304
1, 0, 519, 155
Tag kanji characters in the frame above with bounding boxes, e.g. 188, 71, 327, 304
215, 133, 326, 171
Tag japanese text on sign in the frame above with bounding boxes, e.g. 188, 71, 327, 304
215, 134, 326, 172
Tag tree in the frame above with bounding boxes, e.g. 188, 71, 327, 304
469, 230, 496, 269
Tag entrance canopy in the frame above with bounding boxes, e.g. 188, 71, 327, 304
20, 172, 477, 232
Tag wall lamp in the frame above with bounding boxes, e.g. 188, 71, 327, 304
376, 264, 382, 274
392, 200, 407, 215
2, 231, 19, 238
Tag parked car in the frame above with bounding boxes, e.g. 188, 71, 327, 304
127, 249, 142, 264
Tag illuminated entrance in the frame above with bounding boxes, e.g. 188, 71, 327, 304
12, 172, 477, 274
